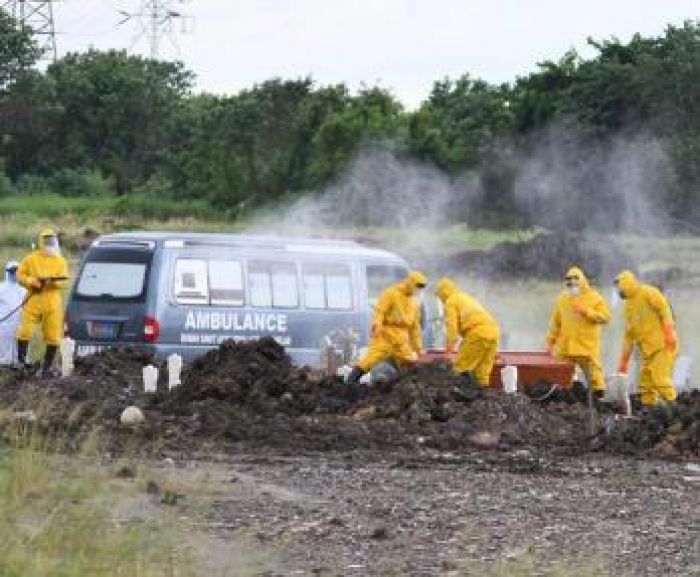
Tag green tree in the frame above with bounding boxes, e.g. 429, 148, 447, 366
39, 50, 193, 190
407, 76, 514, 172
0, 9, 39, 91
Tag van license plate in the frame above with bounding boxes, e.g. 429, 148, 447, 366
77, 345, 105, 357
86, 321, 118, 339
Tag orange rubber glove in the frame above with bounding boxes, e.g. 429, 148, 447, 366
617, 351, 631, 374
662, 323, 677, 352
29, 277, 43, 291
546, 340, 555, 355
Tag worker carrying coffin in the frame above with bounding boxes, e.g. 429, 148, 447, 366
15, 228, 69, 377
346, 270, 427, 384
547, 267, 611, 396
435, 277, 500, 387
615, 270, 678, 407
0, 260, 27, 365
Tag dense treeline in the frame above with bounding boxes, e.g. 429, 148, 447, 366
2, 10, 700, 228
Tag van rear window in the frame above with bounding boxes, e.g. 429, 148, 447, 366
75, 248, 151, 302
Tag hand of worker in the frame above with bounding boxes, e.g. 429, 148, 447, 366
546, 341, 555, 355
409, 351, 419, 362
29, 277, 44, 291
617, 353, 631, 375
370, 322, 381, 338
662, 323, 677, 352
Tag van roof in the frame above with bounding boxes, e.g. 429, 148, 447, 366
94, 231, 405, 261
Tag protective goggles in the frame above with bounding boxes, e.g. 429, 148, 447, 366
563, 275, 580, 287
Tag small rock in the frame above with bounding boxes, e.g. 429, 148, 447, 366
120, 406, 145, 426
115, 464, 137, 479
370, 525, 390, 540
146, 479, 160, 495
352, 405, 376, 421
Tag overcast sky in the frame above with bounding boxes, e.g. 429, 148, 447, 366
53, 0, 698, 107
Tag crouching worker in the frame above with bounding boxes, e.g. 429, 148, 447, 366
0, 261, 27, 365
615, 270, 678, 407
347, 271, 427, 384
435, 277, 499, 387
547, 267, 611, 397
16, 228, 69, 377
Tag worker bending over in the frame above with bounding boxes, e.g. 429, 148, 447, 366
615, 270, 678, 407
435, 277, 500, 387
0, 261, 26, 365
347, 270, 427, 384
547, 267, 611, 396
16, 228, 69, 377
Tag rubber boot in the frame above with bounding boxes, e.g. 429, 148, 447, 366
457, 372, 481, 402
39, 345, 59, 378
346, 366, 364, 385
16, 340, 30, 368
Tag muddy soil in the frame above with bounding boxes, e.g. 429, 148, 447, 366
0, 338, 697, 460
435, 231, 633, 282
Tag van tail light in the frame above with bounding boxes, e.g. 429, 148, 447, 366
144, 316, 160, 343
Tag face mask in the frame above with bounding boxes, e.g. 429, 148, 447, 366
43, 236, 60, 256
610, 289, 621, 308
436, 300, 444, 318
566, 285, 580, 297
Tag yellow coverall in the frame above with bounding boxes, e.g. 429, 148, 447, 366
616, 270, 678, 406
547, 267, 611, 392
356, 271, 425, 372
16, 234, 69, 347
435, 277, 500, 387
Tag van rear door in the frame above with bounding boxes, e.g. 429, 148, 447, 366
67, 243, 154, 352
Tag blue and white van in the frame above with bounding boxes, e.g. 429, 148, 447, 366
66, 232, 414, 366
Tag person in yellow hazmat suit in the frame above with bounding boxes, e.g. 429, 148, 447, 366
546, 267, 611, 397
346, 270, 427, 384
16, 228, 69, 377
615, 270, 678, 407
435, 277, 500, 387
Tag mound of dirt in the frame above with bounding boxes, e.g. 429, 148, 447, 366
601, 391, 700, 458
0, 339, 697, 459
441, 231, 633, 282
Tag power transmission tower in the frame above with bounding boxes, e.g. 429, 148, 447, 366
1, 0, 59, 61
118, 0, 193, 60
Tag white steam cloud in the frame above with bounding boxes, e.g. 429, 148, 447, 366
249, 126, 676, 243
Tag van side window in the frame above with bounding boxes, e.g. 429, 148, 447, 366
249, 261, 299, 308
303, 263, 353, 310
174, 259, 209, 304
326, 265, 353, 310
366, 265, 407, 306
209, 260, 244, 306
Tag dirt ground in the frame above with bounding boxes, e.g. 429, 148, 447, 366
135, 449, 699, 576
0, 339, 698, 575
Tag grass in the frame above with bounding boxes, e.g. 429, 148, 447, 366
0, 194, 221, 222
0, 436, 196, 577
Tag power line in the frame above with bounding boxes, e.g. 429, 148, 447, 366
1, 0, 60, 61
118, 0, 193, 60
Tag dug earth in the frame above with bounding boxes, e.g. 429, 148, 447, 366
0, 338, 698, 575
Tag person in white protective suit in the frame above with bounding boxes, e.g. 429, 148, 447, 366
0, 261, 27, 365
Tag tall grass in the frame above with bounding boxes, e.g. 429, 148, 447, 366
0, 430, 197, 577
0, 194, 221, 222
